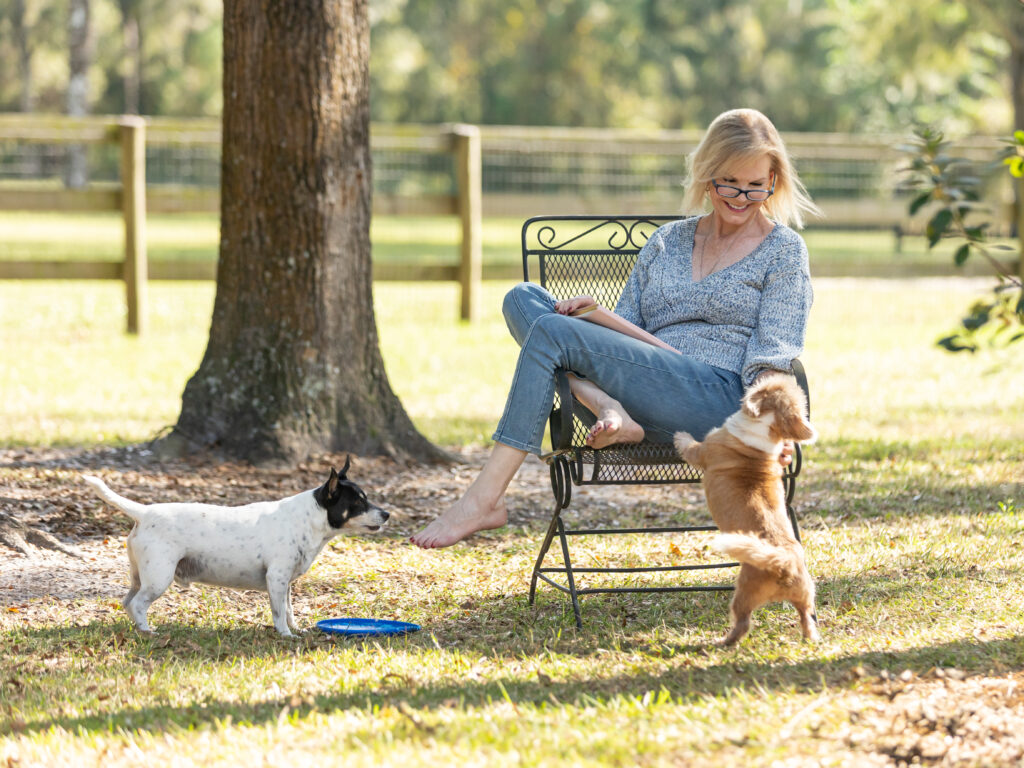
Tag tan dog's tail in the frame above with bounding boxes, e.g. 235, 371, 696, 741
713, 533, 802, 581
82, 475, 147, 520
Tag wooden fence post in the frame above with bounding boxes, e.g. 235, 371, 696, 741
452, 124, 482, 322
120, 115, 147, 335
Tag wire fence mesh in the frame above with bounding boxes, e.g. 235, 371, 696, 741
0, 123, 1006, 204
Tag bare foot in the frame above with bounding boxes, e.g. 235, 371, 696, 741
410, 498, 508, 549
586, 408, 645, 449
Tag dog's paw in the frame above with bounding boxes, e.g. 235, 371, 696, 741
673, 431, 696, 454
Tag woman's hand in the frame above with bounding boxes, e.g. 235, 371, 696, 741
779, 441, 794, 467
555, 295, 596, 315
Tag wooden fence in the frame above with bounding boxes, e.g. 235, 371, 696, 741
0, 114, 1013, 333
0, 115, 484, 331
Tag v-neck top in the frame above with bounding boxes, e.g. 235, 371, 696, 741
614, 215, 812, 386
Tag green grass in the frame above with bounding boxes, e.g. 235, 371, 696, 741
1, 210, 1013, 274
2, 275, 1023, 765
2, 277, 1021, 450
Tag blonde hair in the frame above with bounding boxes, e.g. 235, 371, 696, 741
682, 109, 821, 230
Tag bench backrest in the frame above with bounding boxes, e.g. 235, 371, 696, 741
521, 215, 684, 302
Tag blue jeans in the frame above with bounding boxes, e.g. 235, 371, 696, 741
492, 282, 745, 455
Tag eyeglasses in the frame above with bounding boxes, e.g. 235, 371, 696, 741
711, 175, 776, 202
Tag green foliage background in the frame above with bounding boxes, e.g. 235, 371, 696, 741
0, 0, 1016, 133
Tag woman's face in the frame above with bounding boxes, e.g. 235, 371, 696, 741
708, 154, 774, 228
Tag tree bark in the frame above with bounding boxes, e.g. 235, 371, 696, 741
162, 0, 447, 466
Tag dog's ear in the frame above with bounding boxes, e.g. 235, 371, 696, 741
777, 405, 817, 443
314, 467, 341, 509
741, 384, 765, 418
340, 455, 351, 479
770, 382, 817, 444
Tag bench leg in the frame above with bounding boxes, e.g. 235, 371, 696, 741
556, 515, 583, 628
784, 473, 801, 543
529, 501, 562, 605
530, 454, 584, 628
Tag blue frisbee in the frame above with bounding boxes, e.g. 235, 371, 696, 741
316, 618, 421, 637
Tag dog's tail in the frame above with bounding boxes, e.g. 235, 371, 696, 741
82, 475, 147, 520
713, 533, 803, 581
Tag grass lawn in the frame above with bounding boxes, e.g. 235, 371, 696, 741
1, 276, 1023, 766
0, 210, 1012, 276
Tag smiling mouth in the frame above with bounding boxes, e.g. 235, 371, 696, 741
726, 202, 749, 212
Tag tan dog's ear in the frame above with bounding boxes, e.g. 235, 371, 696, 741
741, 386, 763, 418
771, 381, 817, 444
742, 374, 783, 418
776, 404, 817, 443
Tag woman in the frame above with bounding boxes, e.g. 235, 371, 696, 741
412, 108, 819, 549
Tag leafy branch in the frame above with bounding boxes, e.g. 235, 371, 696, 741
900, 127, 1024, 352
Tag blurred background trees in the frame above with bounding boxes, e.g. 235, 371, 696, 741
0, 0, 1016, 135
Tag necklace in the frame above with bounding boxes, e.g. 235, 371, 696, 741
694, 216, 761, 280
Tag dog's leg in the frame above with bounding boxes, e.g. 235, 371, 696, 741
284, 583, 302, 635
123, 545, 142, 614
795, 605, 820, 642
128, 558, 176, 634
718, 593, 753, 647
791, 579, 820, 642
717, 566, 769, 647
266, 567, 298, 638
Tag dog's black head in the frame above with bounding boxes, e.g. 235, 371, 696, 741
313, 456, 389, 533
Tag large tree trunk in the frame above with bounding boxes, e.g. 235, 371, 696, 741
66, 0, 92, 188
161, 0, 445, 466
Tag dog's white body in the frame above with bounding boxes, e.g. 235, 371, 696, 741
83, 465, 386, 637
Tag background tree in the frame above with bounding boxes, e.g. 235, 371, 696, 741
117, 0, 141, 113
0, 0, 1017, 135
65, 0, 92, 188
903, 126, 1024, 352
10, 0, 34, 112
159, 0, 444, 465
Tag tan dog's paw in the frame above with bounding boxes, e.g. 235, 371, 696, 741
673, 431, 696, 454
674, 431, 704, 467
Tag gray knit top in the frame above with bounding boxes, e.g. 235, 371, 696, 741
614, 216, 812, 387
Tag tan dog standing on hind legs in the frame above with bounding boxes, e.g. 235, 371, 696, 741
674, 373, 819, 646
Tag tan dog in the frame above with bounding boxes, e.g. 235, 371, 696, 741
674, 374, 819, 646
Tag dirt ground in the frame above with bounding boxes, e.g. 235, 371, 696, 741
2, 445, 1023, 766
0, 443, 671, 605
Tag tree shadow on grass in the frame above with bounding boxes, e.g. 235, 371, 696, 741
5, 626, 1022, 738
6, 557, 1020, 731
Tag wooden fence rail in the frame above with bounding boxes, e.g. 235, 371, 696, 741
0, 114, 1012, 333
0, 115, 485, 331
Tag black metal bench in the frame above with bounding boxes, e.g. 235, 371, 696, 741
520, 214, 809, 627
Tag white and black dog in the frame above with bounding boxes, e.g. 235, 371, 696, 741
83, 458, 387, 637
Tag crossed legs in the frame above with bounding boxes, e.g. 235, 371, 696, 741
412, 282, 741, 549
